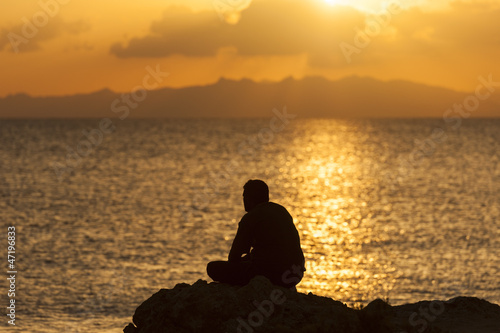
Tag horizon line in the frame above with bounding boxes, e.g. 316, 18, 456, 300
0, 75, 475, 99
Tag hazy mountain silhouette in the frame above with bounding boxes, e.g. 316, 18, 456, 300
1, 76, 498, 118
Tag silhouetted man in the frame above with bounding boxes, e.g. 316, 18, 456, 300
207, 179, 305, 288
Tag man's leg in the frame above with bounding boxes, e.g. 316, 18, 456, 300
256, 263, 304, 289
206, 260, 254, 285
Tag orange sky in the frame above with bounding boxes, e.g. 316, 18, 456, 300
1, 0, 499, 97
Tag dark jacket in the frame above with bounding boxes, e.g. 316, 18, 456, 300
228, 202, 305, 273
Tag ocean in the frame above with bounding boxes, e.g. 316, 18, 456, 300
1, 117, 499, 332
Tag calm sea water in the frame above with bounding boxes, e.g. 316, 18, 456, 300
1, 118, 499, 332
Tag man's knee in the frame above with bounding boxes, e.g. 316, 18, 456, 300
206, 261, 218, 279
277, 265, 304, 288
207, 260, 230, 281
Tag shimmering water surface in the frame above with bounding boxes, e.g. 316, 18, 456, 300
1, 118, 499, 332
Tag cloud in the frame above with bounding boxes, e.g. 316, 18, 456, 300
357, 1, 500, 65
111, 6, 226, 57
0, 17, 90, 53
109, 0, 500, 68
110, 0, 365, 59
390, 1, 500, 46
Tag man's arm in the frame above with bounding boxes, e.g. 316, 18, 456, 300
228, 216, 253, 262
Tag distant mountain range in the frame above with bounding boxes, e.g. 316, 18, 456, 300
1, 76, 498, 118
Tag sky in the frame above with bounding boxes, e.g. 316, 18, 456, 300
1, 0, 499, 97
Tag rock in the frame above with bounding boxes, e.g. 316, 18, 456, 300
123, 276, 500, 333
392, 296, 500, 333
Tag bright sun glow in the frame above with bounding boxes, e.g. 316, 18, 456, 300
322, 0, 398, 13
325, 0, 347, 5
323, 0, 369, 12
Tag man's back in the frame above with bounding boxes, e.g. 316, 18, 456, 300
207, 180, 305, 288
229, 202, 305, 271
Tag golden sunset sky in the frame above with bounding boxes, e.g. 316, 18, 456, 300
1, 0, 499, 97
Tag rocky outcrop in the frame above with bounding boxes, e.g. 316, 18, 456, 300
123, 276, 500, 333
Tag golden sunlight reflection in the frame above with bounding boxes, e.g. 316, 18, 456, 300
281, 120, 398, 304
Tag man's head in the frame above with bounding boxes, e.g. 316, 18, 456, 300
243, 179, 269, 212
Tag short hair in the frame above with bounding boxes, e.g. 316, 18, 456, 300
243, 179, 269, 203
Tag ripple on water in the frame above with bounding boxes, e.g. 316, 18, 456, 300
1, 118, 498, 332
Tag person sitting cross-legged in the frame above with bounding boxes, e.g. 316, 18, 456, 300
206, 179, 305, 289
